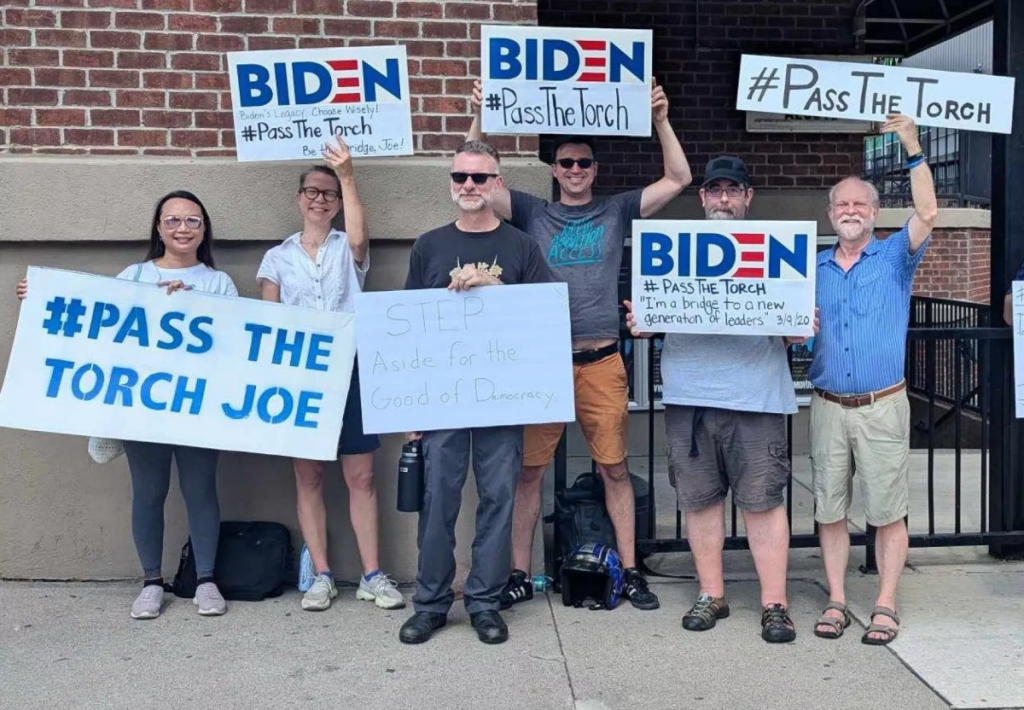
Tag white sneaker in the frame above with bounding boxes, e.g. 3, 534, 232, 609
130, 584, 164, 619
193, 582, 227, 616
356, 572, 406, 609
302, 574, 337, 611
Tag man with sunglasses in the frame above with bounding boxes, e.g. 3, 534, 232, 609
467, 78, 692, 611
398, 140, 555, 646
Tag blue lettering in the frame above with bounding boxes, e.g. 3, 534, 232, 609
294, 391, 322, 428
274, 61, 290, 105
293, 61, 331, 104
245, 323, 272, 362
257, 387, 293, 424
768, 233, 810, 278
71, 363, 104, 401
609, 41, 646, 83
273, 329, 305, 367
187, 316, 213, 354
172, 377, 205, 415
525, 37, 537, 80
104, 366, 138, 406
306, 333, 333, 371
157, 312, 185, 351
543, 39, 579, 81
222, 384, 255, 420
44, 358, 75, 398
361, 58, 401, 101
237, 64, 273, 108
87, 302, 120, 340
696, 233, 736, 278
489, 37, 521, 80
114, 307, 149, 347
639, 232, 674, 276
141, 372, 173, 411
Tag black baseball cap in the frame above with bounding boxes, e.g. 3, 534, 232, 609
702, 155, 750, 188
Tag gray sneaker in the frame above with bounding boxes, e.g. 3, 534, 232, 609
356, 572, 406, 609
130, 584, 164, 619
302, 574, 337, 611
193, 582, 227, 616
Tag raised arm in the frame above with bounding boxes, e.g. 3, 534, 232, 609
639, 78, 693, 219
883, 113, 937, 253
323, 137, 368, 265
467, 79, 512, 221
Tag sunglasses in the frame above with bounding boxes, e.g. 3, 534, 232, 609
556, 158, 594, 169
450, 172, 498, 185
161, 215, 204, 229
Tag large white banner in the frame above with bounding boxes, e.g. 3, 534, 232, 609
227, 46, 414, 161
736, 54, 1015, 134
1013, 281, 1024, 419
0, 267, 356, 460
480, 25, 652, 137
354, 284, 575, 434
631, 220, 817, 337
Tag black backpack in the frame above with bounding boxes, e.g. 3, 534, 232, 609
172, 521, 294, 601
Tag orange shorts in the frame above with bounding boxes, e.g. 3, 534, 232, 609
523, 352, 629, 467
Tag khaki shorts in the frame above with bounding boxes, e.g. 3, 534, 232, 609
810, 388, 911, 526
523, 352, 628, 467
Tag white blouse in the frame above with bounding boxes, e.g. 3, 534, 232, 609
256, 230, 368, 313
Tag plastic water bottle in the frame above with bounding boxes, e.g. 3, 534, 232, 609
298, 543, 316, 592
532, 575, 552, 592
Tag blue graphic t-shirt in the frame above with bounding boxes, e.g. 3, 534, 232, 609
510, 189, 642, 340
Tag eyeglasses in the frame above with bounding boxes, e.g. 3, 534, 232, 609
450, 172, 498, 185
704, 185, 746, 198
556, 158, 594, 169
161, 215, 204, 229
299, 187, 340, 202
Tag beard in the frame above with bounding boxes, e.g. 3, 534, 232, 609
451, 190, 487, 212
835, 216, 874, 241
706, 204, 746, 220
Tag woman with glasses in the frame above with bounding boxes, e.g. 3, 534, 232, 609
16, 190, 238, 620
257, 137, 404, 613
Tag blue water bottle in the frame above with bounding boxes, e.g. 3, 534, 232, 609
298, 543, 316, 592
532, 575, 552, 592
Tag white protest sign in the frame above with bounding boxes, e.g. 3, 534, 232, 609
480, 25, 652, 136
631, 220, 817, 337
227, 45, 414, 161
736, 54, 1015, 134
1013, 281, 1024, 418
0, 267, 356, 460
354, 284, 574, 434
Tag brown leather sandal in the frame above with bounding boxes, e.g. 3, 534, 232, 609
813, 601, 851, 639
861, 606, 900, 646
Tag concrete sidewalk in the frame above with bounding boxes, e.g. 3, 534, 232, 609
3, 553, 1022, 710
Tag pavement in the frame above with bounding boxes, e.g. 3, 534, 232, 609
3, 450, 1024, 710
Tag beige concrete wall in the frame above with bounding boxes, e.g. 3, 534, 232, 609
0, 155, 551, 582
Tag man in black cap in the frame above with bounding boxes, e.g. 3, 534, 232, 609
625, 156, 802, 644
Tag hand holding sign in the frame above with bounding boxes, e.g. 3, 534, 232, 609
321, 136, 353, 175
651, 78, 669, 124
880, 112, 922, 153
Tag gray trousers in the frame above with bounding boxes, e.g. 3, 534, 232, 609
414, 426, 522, 615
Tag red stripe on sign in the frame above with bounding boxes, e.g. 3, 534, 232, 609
584, 57, 606, 67
740, 252, 764, 262
733, 268, 764, 278
578, 72, 606, 82
733, 233, 765, 245
330, 92, 362, 104
336, 77, 360, 88
327, 60, 358, 71
577, 40, 605, 50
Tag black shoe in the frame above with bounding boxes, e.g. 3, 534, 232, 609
399, 611, 447, 645
623, 567, 660, 610
499, 569, 533, 610
682, 592, 730, 631
470, 609, 509, 644
761, 603, 797, 643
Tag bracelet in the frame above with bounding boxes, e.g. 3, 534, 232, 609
906, 155, 927, 170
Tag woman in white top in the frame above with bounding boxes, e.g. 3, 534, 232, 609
16, 190, 237, 620
257, 138, 404, 612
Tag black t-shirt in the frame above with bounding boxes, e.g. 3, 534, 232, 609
405, 220, 554, 290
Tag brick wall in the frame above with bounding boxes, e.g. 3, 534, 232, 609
876, 227, 991, 303
1, 0, 537, 157
538, 0, 865, 193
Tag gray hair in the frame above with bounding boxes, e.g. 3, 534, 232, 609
828, 176, 880, 208
455, 140, 501, 167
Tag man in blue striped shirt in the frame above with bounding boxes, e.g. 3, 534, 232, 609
810, 113, 937, 647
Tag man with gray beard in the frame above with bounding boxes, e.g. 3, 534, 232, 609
625, 156, 809, 643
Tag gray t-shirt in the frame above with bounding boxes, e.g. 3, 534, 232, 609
510, 188, 643, 341
659, 333, 798, 414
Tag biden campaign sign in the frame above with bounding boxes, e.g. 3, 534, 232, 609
227, 45, 413, 162
481, 25, 652, 137
631, 220, 817, 337
0, 267, 357, 461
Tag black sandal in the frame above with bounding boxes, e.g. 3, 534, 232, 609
761, 603, 796, 643
814, 601, 852, 639
861, 606, 900, 646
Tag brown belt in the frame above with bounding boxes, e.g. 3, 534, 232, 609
814, 381, 906, 409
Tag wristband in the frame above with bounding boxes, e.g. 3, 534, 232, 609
906, 151, 925, 169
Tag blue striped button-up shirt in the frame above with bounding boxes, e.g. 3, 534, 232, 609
810, 222, 930, 395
